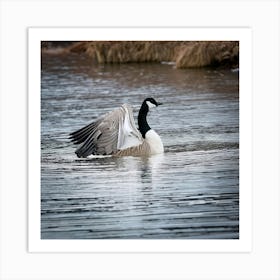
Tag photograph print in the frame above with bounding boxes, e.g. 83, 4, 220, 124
40, 41, 239, 239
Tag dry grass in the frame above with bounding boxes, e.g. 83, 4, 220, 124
44, 41, 239, 69
69, 41, 180, 63
175, 41, 239, 68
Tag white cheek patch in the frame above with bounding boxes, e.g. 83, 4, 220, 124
146, 101, 156, 108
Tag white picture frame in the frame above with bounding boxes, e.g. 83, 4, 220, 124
29, 27, 252, 253
1, 1, 279, 279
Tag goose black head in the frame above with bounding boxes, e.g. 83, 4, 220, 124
144, 97, 163, 109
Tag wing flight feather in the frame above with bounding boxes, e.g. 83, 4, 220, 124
69, 104, 143, 157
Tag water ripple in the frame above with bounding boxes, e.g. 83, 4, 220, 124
41, 54, 239, 239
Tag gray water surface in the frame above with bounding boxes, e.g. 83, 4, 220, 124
41, 53, 239, 239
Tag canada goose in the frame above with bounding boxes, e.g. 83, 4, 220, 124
69, 97, 164, 158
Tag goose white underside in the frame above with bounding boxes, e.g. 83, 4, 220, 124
145, 129, 164, 154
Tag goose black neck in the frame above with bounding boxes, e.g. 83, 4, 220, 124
138, 103, 151, 138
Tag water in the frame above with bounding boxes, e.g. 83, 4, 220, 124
41, 52, 239, 239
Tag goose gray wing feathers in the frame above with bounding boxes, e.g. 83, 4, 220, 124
69, 104, 143, 158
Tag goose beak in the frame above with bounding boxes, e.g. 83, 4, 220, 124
157, 102, 163, 106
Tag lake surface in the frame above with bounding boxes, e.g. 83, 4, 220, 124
41, 52, 239, 239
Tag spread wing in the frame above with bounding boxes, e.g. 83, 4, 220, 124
69, 104, 143, 158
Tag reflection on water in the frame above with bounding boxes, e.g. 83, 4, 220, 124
41, 53, 239, 239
